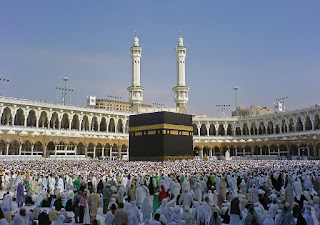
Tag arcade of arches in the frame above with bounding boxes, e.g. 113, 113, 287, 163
193, 141, 320, 159
0, 135, 129, 159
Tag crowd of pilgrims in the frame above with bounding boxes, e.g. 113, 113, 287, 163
0, 159, 320, 225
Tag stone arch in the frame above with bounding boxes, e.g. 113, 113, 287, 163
259, 122, 266, 135
226, 124, 233, 136
14, 108, 25, 126
245, 146, 252, 155
96, 143, 103, 158
67, 142, 75, 151
316, 143, 320, 159
289, 144, 299, 156
267, 121, 274, 134
296, 117, 303, 132
109, 118, 116, 133
71, 114, 80, 130
209, 124, 216, 136
81, 115, 89, 131
288, 118, 294, 132
50, 112, 59, 129
87, 143, 95, 158
112, 143, 118, 157
218, 124, 225, 136
192, 124, 198, 136
200, 124, 207, 136
214, 146, 221, 156
229, 146, 236, 156
61, 113, 69, 129
0, 140, 6, 155
104, 143, 111, 157
203, 146, 210, 156
193, 146, 201, 156
47, 141, 55, 156
56, 141, 65, 152
100, 117, 107, 132
34, 141, 43, 155
27, 110, 37, 127
91, 116, 99, 131
308, 144, 314, 157
38, 111, 48, 128
281, 119, 287, 133
235, 127, 241, 136
77, 142, 85, 155
279, 145, 288, 156
1, 107, 12, 125
261, 145, 268, 155
314, 114, 320, 130
117, 119, 123, 133
250, 122, 257, 135
304, 115, 312, 131
254, 146, 260, 155
242, 123, 249, 135
275, 124, 280, 134
269, 145, 278, 155
9, 140, 20, 155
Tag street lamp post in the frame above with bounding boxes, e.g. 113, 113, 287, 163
62, 77, 68, 105
0, 79, 10, 97
233, 87, 238, 116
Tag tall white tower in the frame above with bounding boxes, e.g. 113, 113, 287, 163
127, 31, 144, 112
172, 32, 190, 114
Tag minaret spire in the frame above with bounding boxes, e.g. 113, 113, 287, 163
128, 31, 144, 112
172, 31, 190, 114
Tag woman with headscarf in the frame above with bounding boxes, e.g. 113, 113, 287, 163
79, 191, 90, 225
169, 205, 182, 224
16, 183, 24, 208
159, 185, 167, 203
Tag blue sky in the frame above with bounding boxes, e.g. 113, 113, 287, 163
1, 1, 319, 116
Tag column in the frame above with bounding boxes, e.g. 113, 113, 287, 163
69, 120, 72, 130
235, 149, 237, 157
118, 147, 122, 159
6, 144, 9, 155
64, 146, 67, 155
243, 148, 245, 156
209, 148, 212, 157
215, 124, 219, 136
55, 146, 57, 156
102, 147, 105, 158
278, 148, 280, 156
307, 148, 310, 157
224, 124, 228, 136
199, 150, 203, 159
109, 147, 113, 159
268, 148, 270, 155
19, 145, 22, 155
93, 146, 96, 158
74, 146, 77, 155
260, 148, 262, 155
43, 144, 47, 158
197, 126, 200, 137
31, 146, 34, 155
298, 148, 301, 156
206, 124, 210, 136
84, 145, 88, 157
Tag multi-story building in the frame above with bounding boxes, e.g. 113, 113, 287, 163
232, 105, 273, 117
95, 99, 151, 112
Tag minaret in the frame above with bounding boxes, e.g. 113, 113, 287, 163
128, 31, 144, 112
172, 32, 190, 114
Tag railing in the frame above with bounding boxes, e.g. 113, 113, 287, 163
0, 155, 43, 160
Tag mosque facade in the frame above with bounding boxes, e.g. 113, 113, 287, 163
0, 33, 319, 160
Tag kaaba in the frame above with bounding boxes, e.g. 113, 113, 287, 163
129, 111, 193, 161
